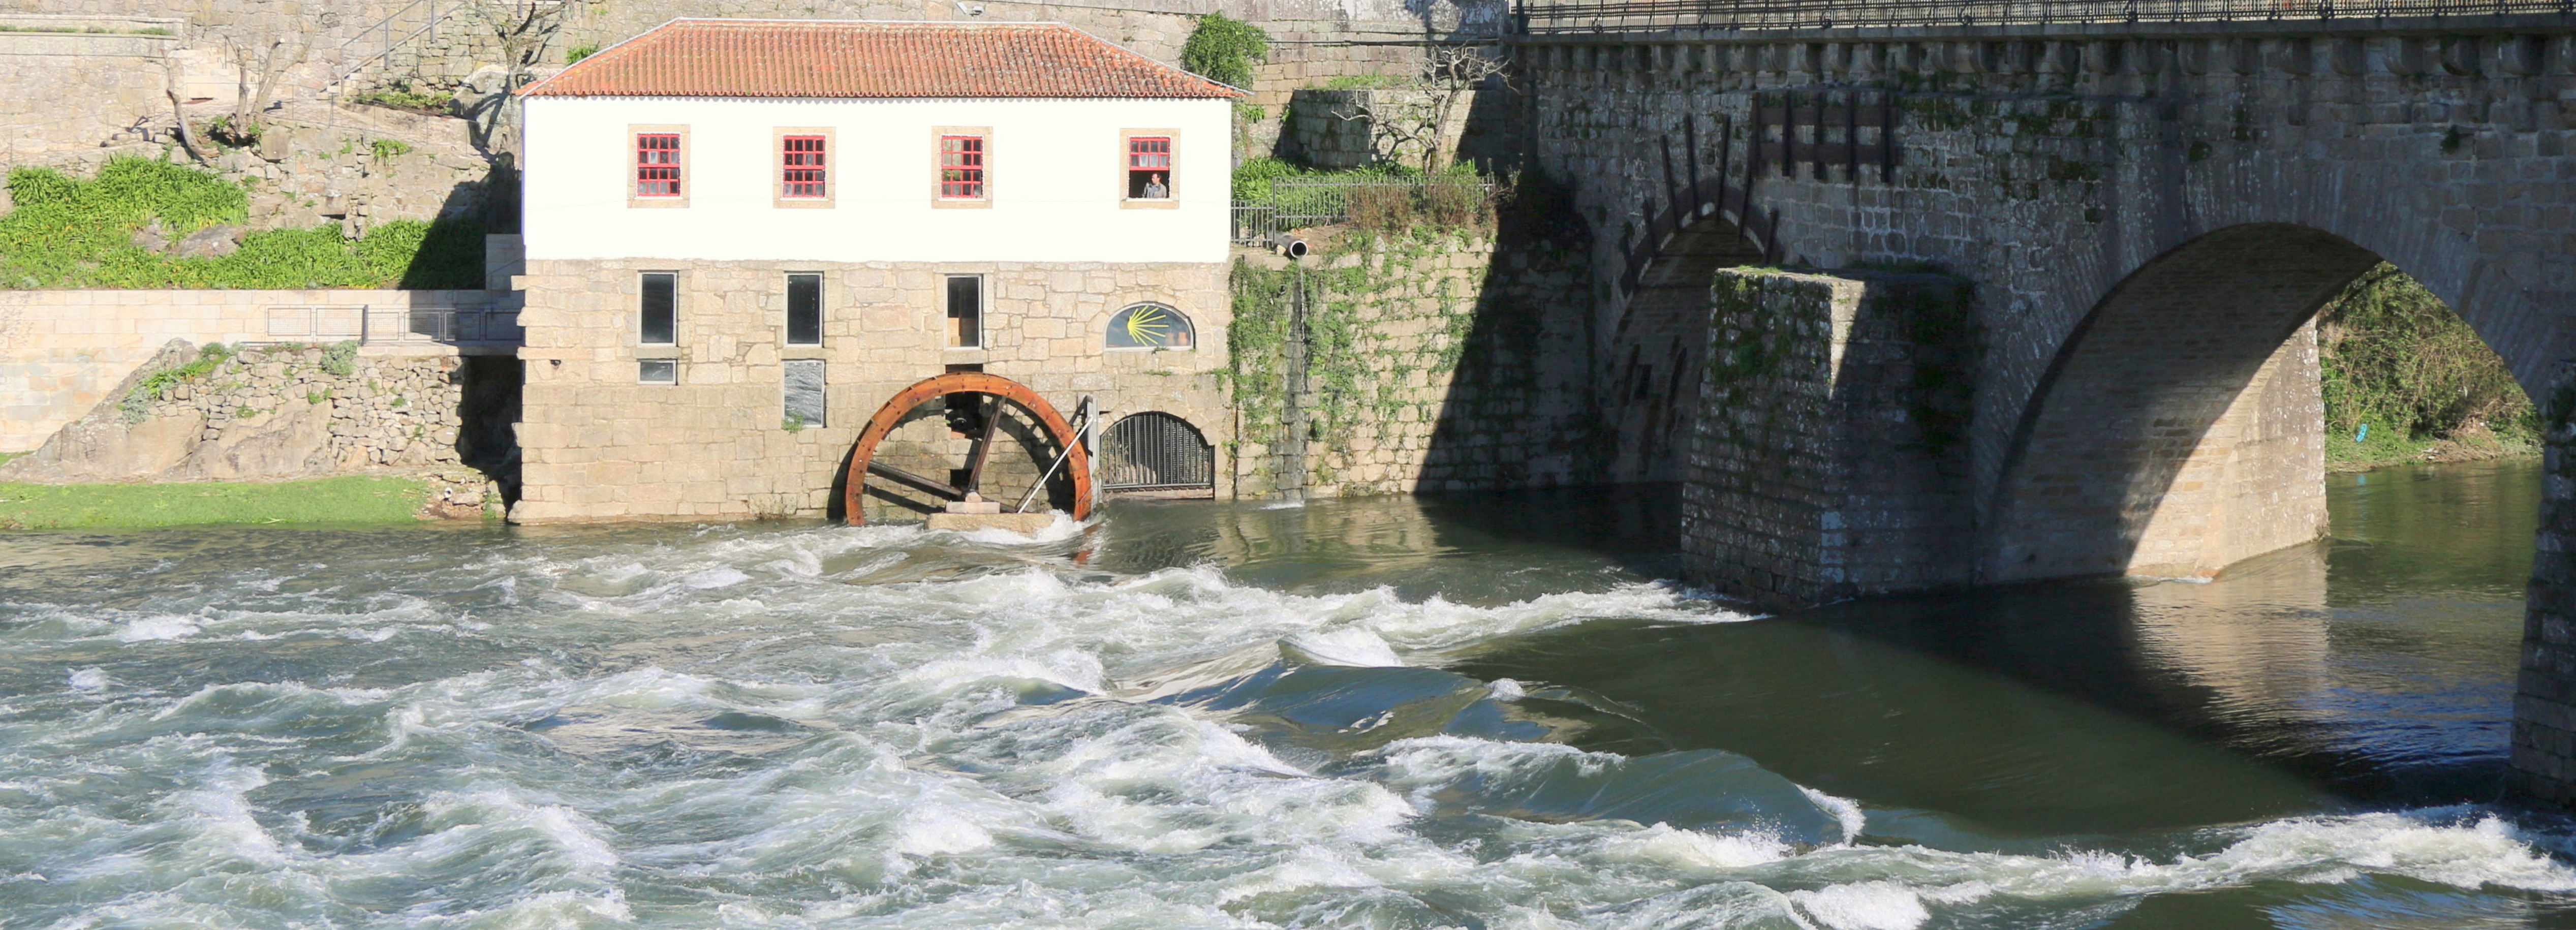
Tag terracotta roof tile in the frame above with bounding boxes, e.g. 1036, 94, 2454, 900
521, 19, 1242, 99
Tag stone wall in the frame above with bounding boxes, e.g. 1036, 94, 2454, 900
0, 18, 180, 163
0, 288, 506, 452
0, 339, 507, 516
511, 257, 1232, 523
2513, 417, 2576, 807
1278, 87, 1495, 170
1227, 228, 1593, 500
1681, 269, 1975, 608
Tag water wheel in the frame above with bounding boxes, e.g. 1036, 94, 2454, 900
843, 373, 1093, 525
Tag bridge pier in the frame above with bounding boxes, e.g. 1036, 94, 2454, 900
2513, 422, 2576, 806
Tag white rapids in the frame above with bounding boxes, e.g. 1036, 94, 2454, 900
0, 517, 2570, 929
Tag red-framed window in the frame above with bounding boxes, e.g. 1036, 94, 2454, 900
1127, 136, 1171, 199
940, 135, 986, 199
636, 133, 681, 197
782, 135, 826, 199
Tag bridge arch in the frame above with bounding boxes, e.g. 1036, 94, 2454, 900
1985, 224, 2391, 582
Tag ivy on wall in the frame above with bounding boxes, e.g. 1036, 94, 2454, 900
1, 157, 483, 290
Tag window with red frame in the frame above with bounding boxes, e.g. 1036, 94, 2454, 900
1126, 136, 1171, 199
782, 135, 826, 199
939, 135, 985, 199
636, 133, 681, 197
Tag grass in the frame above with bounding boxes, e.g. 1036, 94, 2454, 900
0, 157, 484, 289
0, 475, 431, 530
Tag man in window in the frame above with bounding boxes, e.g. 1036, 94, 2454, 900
1142, 173, 1169, 199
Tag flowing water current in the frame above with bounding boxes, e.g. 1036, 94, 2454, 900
3, 460, 2571, 928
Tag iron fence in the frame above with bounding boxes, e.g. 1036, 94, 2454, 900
1233, 178, 1502, 242
1514, 0, 2576, 33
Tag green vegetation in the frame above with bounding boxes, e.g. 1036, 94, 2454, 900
1181, 12, 1267, 89
0, 157, 483, 289
122, 342, 232, 422
369, 138, 413, 160
565, 43, 599, 63
349, 84, 456, 115
2321, 263, 2537, 468
0, 475, 431, 530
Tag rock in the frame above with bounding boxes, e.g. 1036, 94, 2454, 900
0, 340, 208, 483
172, 224, 242, 259
130, 219, 169, 252
256, 127, 292, 163
165, 398, 334, 481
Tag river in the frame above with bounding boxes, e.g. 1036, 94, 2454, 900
1, 459, 2568, 928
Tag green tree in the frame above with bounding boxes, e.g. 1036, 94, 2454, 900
1181, 12, 1268, 90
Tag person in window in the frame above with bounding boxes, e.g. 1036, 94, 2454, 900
1142, 173, 1169, 199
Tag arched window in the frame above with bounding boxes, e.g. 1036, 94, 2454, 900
1102, 412, 1214, 491
1106, 303, 1194, 350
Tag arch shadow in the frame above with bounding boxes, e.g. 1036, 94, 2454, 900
1986, 223, 2395, 584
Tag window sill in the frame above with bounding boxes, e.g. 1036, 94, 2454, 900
932, 198, 992, 210
774, 197, 835, 209
628, 197, 690, 209
782, 346, 827, 359
1120, 198, 1180, 210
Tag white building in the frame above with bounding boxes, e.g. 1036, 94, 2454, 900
510, 18, 1243, 523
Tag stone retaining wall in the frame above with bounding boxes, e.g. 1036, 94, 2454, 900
1229, 229, 1593, 499
0, 339, 502, 517
0, 288, 505, 453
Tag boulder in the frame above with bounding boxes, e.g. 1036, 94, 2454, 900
164, 399, 335, 481
171, 224, 242, 259
0, 340, 207, 483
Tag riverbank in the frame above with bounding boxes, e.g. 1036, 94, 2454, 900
2325, 423, 2539, 473
0, 474, 442, 530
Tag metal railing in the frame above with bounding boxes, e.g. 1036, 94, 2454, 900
1233, 178, 1503, 242
1514, 0, 2576, 34
253, 304, 520, 347
371, 306, 523, 346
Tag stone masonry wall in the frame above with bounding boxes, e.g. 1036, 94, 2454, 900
0, 339, 496, 515
0, 288, 504, 453
1681, 268, 1974, 608
511, 258, 1231, 523
0, 21, 178, 163
1228, 229, 1593, 500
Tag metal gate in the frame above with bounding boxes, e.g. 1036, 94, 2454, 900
1101, 412, 1213, 492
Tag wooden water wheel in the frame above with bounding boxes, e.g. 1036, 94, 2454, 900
842, 373, 1093, 525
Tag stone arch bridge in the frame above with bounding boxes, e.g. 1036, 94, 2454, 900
1505, 4, 2576, 800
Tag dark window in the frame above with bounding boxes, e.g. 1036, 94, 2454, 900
1127, 136, 1171, 199
940, 135, 985, 199
783, 360, 825, 427
639, 359, 676, 384
637, 133, 681, 197
946, 275, 981, 348
782, 135, 825, 198
786, 274, 822, 346
640, 272, 676, 345
1106, 303, 1193, 349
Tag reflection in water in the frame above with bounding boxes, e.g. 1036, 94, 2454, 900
0, 461, 2564, 928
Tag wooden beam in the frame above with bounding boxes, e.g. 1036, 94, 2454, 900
867, 460, 966, 500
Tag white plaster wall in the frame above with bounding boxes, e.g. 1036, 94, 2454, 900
522, 96, 1233, 264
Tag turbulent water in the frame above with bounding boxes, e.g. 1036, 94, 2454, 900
3, 463, 2572, 928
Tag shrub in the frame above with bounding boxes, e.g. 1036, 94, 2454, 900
1181, 12, 1267, 89
370, 138, 413, 160
565, 44, 599, 63
1345, 185, 1415, 232
2320, 263, 2536, 445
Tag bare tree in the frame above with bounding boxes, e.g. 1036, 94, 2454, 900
159, 55, 211, 163
456, 0, 598, 157
1337, 44, 1510, 173
220, 13, 327, 138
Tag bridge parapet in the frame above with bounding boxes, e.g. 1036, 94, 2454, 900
1514, 0, 2576, 38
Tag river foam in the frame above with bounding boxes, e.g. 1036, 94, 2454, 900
1, 518, 2570, 928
